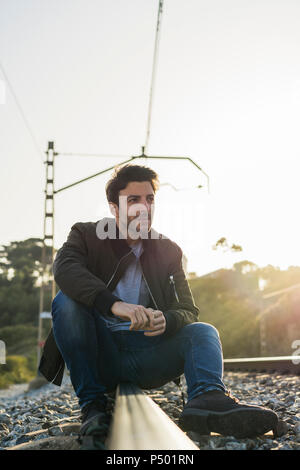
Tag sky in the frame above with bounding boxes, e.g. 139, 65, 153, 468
1, 0, 300, 277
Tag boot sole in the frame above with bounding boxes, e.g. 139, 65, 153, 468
80, 412, 110, 436
179, 407, 278, 438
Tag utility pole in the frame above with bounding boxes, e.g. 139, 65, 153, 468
37, 141, 57, 367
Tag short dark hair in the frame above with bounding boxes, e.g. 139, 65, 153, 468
106, 164, 159, 205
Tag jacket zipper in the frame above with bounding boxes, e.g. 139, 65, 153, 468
169, 275, 179, 303
106, 250, 133, 288
107, 248, 160, 310
141, 269, 159, 310
51, 362, 64, 384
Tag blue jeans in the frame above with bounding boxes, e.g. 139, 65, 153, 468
52, 291, 226, 409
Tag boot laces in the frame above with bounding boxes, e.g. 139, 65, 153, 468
224, 389, 240, 404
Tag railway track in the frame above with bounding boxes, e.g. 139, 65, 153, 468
106, 382, 198, 450
106, 356, 300, 450
224, 355, 300, 374
2, 356, 299, 450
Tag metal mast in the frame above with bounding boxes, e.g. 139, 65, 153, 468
37, 141, 56, 366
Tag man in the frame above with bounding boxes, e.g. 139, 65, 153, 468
39, 164, 278, 442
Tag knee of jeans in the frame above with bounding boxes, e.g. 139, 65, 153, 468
184, 322, 220, 339
51, 291, 83, 321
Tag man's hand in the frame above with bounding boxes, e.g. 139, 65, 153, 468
143, 308, 166, 337
111, 301, 151, 331
111, 302, 166, 335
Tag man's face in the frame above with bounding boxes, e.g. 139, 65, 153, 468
110, 181, 155, 238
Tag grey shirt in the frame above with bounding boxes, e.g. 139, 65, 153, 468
101, 240, 150, 331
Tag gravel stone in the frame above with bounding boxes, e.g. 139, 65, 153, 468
0, 370, 299, 450
48, 426, 64, 436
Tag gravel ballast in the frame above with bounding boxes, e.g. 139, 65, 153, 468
0, 371, 299, 450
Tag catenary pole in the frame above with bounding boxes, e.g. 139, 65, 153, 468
37, 141, 56, 367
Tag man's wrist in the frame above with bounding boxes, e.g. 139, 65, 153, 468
94, 290, 121, 315
111, 300, 123, 313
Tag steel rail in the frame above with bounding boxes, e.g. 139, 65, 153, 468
224, 356, 300, 375
106, 382, 199, 450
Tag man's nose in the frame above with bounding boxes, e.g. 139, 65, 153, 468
140, 201, 152, 214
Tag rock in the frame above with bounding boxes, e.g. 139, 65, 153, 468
7, 436, 81, 450
27, 376, 49, 391
0, 423, 9, 433
48, 426, 64, 436
293, 423, 300, 435
225, 441, 247, 450
0, 371, 299, 450
245, 439, 256, 450
16, 434, 34, 445
0, 414, 11, 425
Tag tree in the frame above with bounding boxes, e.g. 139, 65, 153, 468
212, 237, 243, 253
0, 239, 53, 327
0, 238, 52, 291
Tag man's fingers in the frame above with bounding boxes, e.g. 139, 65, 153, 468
129, 306, 165, 332
145, 309, 164, 328
143, 318, 164, 330
130, 308, 142, 330
143, 311, 166, 335
153, 317, 165, 326
130, 307, 150, 330
139, 308, 151, 328
132, 310, 142, 330
144, 327, 165, 337
129, 311, 138, 330
142, 308, 153, 327
143, 310, 164, 329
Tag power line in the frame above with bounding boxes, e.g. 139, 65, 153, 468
0, 60, 44, 164
59, 152, 128, 158
144, 0, 164, 154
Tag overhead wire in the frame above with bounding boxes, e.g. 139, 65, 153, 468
0, 60, 44, 164
59, 152, 128, 158
60, 0, 165, 163
144, 0, 164, 155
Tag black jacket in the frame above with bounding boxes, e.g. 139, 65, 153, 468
38, 218, 200, 385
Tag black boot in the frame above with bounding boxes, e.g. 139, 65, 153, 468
79, 399, 111, 449
179, 390, 278, 438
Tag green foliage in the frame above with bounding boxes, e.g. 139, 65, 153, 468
0, 325, 37, 357
0, 355, 35, 389
0, 238, 52, 286
0, 238, 53, 388
0, 238, 53, 327
190, 263, 300, 358
190, 270, 261, 358
262, 289, 300, 356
